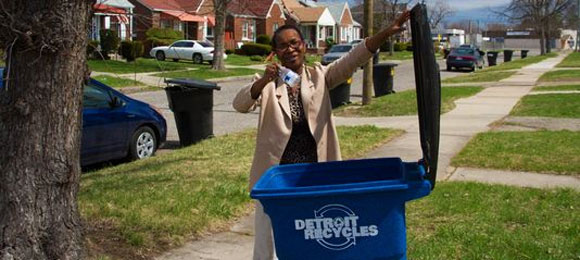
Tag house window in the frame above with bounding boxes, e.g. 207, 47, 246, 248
206, 26, 214, 37
273, 23, 279, 33
161, 19, 171, 29
341, 27, 346, 41
251, 20, 256, 41
327, 27, 334, 39
243, 21, 249, 40
174, 22, 182, 32
319, 26, 324, 39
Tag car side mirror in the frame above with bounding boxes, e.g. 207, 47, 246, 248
109, 96, 122, 108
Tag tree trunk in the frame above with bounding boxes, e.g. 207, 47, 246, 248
362, 0, 374, 105
0, 0, 93, 259
389, 36, 394, 56
545, 23, 552, 53
211, 0, 227, 70
540, 26, 546, 55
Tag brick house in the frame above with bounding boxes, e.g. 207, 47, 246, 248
91, 0, 135, 41
225, 0, 287, 50
321, 2, 361, 44
128, 0, 215, 42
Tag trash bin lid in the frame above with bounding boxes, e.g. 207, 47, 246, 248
165, 78, 221, 90
410, 4, 440, 189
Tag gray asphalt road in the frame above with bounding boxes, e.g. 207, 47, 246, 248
128, 57, 504, 146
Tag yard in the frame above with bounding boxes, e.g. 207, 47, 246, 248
556, 52, 580, 67
442, 71, 516, 84
539, 70, 580, 82
510, 93, 580, 118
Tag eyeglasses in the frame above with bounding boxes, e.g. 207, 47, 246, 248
276, 39, 302, 52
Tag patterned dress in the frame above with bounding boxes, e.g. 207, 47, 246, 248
279, 85, 318, 165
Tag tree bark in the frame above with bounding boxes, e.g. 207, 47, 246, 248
540, 26, 546, 55
0, 0, 94, 259
362, 0, 374, 105
211, 0, 227, 70
545, 22, 552, 53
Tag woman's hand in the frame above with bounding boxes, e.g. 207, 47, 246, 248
250, 63, 279, 99
263, 63, 279, 82
389, 10, 411, 35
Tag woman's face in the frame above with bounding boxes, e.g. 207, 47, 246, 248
274, 29, 306, 72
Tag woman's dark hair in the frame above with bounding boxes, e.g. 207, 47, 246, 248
271, 24, 305, 49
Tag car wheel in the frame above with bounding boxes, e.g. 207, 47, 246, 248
129, 126, 157, 160
172, 58, 179, 62
446, 65, 452, 71
193, 53, 203, 64
156, 51, 166, 61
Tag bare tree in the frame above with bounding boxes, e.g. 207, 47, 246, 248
501, 0, 572, 54
211, 0, 229, 70
428, 0, 454, 29
0, 0, 94, 259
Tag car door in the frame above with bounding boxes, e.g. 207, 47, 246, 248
81, 83, 129, 164
181, 41, 196, 59
167, 41, 183, 59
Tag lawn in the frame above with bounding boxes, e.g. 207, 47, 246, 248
224, 54, 265, 66
557, 52, 580, 67
478, 52, 558, 73
92, 75, 145, 88
81, 126, 403, 259
152, 67, 262, 79
442, 71, 516, 84
539, 70, 580, 82
533, 84, 580, 91
510, 94, 580, 118
88, 58, 200, 74
451, 130, 580, 175
380, 51, 414, 61
407, 182, 580, 259
334, 86, 483, 117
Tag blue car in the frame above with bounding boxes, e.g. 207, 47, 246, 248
0, 69, 167, 166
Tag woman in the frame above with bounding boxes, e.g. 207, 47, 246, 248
233, 10, 411, 260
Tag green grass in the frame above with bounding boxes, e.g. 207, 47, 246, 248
451, 130, 580, 175
92, 75, 145, 88
334, 86, 483, 117
80, 126, 402, 258
478, 52, 558, 73
539, 70, 580, 82
442, 71, 516, 84
305, 54, 322, 65
224, 54, 265, 66
407, 182, 580, 259
557, 52, 580, 67
88, 58, 200, 74
152, 67, 262, 79
510, 94, 580, 118
380, 51, 414, 61
533, 84, 580, 91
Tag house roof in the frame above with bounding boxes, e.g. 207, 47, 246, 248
281, 0, 303, 9
228, 0, 274, 17
136, 0, 203, 12
319, 3, 344, 24
97, 0, 134, 9
291, 7, 326, 23
161, 10, 205, 22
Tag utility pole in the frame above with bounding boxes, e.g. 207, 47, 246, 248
362, 0, 374, 105
577, 0, 580, 51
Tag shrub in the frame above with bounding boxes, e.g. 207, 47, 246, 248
120, 41, 144, 62
405, 43, 413, 51
225, 49, 234, 55
99, 29, 120, 59
145, 28, 183, 45
325, 37, 335, 53
256, 34, 271, 45
241, 43, 271, 56
87, 40, 100, 59
393, 42, 407, 52
250, 55, 263, 61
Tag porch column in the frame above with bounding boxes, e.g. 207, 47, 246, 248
315, 25, 319, 48
129, 8, 133, 40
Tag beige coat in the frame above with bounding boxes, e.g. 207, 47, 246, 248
233, 40, 374, 189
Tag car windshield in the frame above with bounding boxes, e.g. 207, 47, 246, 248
329, 45, 352, 53
198, 41, 214, 48
451, 48, 474, 55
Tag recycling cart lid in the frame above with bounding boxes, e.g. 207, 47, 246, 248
410, 4, 441, 189
165, 78, 221, 90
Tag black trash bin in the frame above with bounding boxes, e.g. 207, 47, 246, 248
504, 49, 514, 62
443, 49, 450, 59
329, 78, 351, 109
487, 51, 498, 66
373, 63, 398, 97
165, 78, 221, 146
521, 50, 529, 59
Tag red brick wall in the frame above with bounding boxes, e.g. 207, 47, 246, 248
265, 3, 286, 36
130, 0, 155, 41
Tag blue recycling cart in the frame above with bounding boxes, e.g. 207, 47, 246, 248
251, 4, 441, 260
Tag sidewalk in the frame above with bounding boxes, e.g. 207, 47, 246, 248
156, 52, 576, 260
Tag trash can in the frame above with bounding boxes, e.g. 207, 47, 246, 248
521, 49, 529, 59
373, 63, 398, 97
487, 51, 498, 66
252, 4, 440, 259
164, 78, 221, 146
329, 78, 351, 109
504, 49, 514, 62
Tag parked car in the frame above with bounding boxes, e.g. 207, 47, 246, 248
446, 47, 485, 71
349, 39, 363, 45
321, 44, 354, 65
0, 71, 167, 166
149, 40, 227, 64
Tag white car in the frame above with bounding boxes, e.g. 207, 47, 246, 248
149, 40, 227, 64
